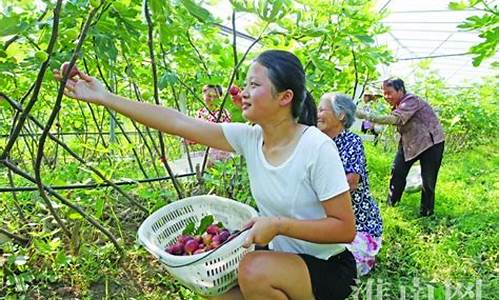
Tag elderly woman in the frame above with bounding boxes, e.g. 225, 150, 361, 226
356, 78, 445, 217
318, 92, 383, 276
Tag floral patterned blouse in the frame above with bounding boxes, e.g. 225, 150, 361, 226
332, 130, 383, 237
197, 107, 231, 123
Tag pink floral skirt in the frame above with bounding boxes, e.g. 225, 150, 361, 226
208, 148, 232, 162
346, 231, 382, 276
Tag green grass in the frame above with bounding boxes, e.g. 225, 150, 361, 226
356, 142, 499, 299
0, 142, 498, 299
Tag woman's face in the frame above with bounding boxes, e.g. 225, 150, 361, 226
241, 62, 281, 123
317, 97, 343, 132
202, 86, 219, 107
383, 85, 404, 107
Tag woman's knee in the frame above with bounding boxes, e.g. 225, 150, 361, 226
238, 252, 273, 288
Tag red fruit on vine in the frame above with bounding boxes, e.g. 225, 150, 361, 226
229, 85, 240, 96
60, 62, 80, 79
232, 95, 242, 107
229, 86, 242, 108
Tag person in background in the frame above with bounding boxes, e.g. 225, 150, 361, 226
190, 84, 232, 163
356, 78, 445, 217
360, 94, 376, 135
318, 92, 383, 276
359, 90, 383, 144
198, 84, 231, 123
55, 50, 357, 300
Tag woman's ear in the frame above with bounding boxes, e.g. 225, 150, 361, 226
278, 89, 294, 107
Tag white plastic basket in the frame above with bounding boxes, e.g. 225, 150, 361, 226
137, 195, 258, 296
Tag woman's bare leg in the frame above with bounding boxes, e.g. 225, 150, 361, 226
207, 250, 315, 300
238, 251, 315, 300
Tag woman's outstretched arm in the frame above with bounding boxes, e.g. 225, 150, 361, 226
55, 69, 234, 152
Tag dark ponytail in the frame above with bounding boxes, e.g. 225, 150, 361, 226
255, 50, 317, 126
298, 91, 317, 126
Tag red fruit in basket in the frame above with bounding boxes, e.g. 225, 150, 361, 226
177, 235, 191, 245
166, 242, 184, 255
219, 229, 230, 242
213, 234, 222, 243
210, 234, 222, 249
206, 224, 220, 235
184, 239, 199, 254
210, 240, 221, 249
202, 233, 213, 245
193, 248, 206, 255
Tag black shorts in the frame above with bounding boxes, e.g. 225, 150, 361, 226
298, 250, 357, 300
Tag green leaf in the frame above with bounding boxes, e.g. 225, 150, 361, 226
229, 0, 252, 12
355, 34, 374, 44
95, 197, 105, 219
182, 222, 196, 235
448, 1, 468, 10
49, 238, 62, 251
55, 251, 70, 266
68, 212, 83, 220
0, 96, 10, 109
181, 0, 212, 23
0, 14, 28, 37
195, 215, 214, 235
34, 239, 51, 254
159, 71, 178, 90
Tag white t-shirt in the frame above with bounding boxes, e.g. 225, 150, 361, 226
221, 123, 349, 259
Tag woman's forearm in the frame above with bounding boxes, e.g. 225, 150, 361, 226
368, 113, 398, 125
356, 109, 398, 125
99, 93, 233, 151
103, 93, 187, 135
276, 216, 355, 244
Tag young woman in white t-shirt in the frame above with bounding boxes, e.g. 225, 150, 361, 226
55, 50, 357, 300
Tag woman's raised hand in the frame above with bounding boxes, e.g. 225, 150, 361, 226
54, 65, 108, 106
